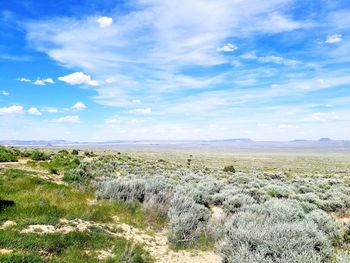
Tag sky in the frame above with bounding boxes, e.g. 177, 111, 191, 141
0, 0, 350, 141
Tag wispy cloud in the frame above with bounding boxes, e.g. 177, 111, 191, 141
51, 115, 80, 123
26, 0, 308, 107
303, 112, 350, 122
42, 107, 58, 113
130, 107, 152, 114
105, 116, 121, 125
241, 52, 300, 66
13, 1, 350, 140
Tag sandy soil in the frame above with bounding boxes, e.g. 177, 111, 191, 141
21, 217, 221, 263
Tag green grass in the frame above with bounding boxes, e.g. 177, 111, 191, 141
0, 229, 152, 262
0, 168, 153, 262
0, 168, 147, 228
0, 253, 44, 263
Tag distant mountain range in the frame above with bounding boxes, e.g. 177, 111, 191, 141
1, 138, 350, 149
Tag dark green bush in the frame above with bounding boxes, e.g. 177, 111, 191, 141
71, 149, 79, 155
30, 150, 50, 161
63, 168, 92, 184
223, 165, 235, 173
84, 151, 95, 157
48, 154, 80, 173
0, 146, 18, 162
58, 149, 69, 155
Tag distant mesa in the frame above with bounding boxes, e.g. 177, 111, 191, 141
318, 138, 332, 142
290, 139, 308, 143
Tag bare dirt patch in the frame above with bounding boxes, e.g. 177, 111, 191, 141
0, 249, 13, 254
0, 220, 17, 229
20, 217, 221, 263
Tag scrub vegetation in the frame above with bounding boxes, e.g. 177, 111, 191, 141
1, 146, 350, 262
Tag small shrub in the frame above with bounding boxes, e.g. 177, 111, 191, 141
58, 149, 69, 155
30, 150, 50, 161
48, 154, 80, 173
63, 168, 92, 184
344, 222, 350, 241
84, 151, 95, 157
218, 200, 333, 263
337, 252, 350, 263
223, 194, 256, 213
223, 165, 235, 173
49, 167, 59, 175
265, 185, 290, 199
0, 146, 18, 162
71, 149, 79, 155
168, 191, 211, 247
306, 209, 340, 243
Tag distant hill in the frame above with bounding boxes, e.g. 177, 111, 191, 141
1, 138, 350, 149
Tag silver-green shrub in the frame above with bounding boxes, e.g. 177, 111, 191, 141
218, 200, 333, 263
167, 189, 211, 246
223, 193, 256, 213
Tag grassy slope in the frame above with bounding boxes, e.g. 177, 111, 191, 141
0, 168, 153, 262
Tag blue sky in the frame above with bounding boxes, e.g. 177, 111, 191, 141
0, 0, 350, 141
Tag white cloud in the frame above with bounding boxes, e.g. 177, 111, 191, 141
0, 105, 24, 115
72, 102, 87, 110
216, 43, 238, 52
130, 107, 152, 114
325, 34, 342, 44
28, 107, 42, 115
96, 16, 113, 28
58, 72, 99, 86
2, 90, 9, 96
43, 78, 54, 84
33, 79, 45, 85
42, 107, 58, 113
18, 77, 31, 82
132, 99, 141, 103
19, 77, 54, 85
105, 117, 121, 125
51, 115, 80, 123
